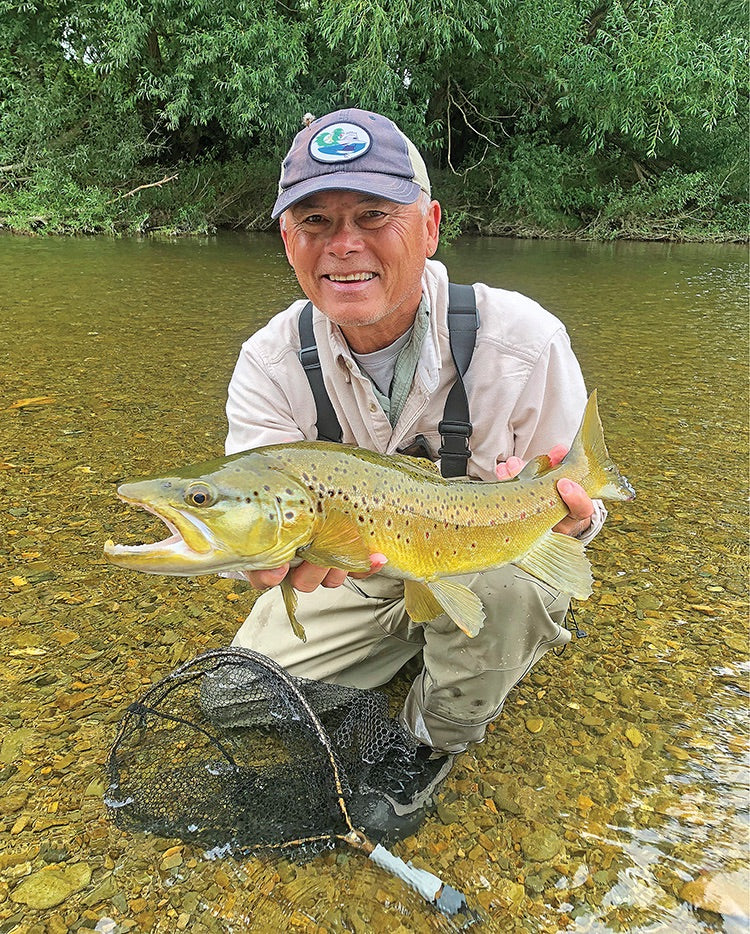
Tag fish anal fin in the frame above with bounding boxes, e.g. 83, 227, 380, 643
404, 579, 485, 638
280, 578, 306, 642
300, 509, 371, 572
515, 530, 593, 600
404, 580, 445, 623
427, 579, 485, 637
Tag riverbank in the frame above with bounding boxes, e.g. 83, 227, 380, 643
1, 158, 747, 243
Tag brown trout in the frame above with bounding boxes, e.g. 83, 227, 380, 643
104, 391, 634, 640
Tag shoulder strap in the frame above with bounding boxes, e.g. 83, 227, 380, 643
297, 302, 343, 443
438, 283, 478, 477
297, 285, 478, 474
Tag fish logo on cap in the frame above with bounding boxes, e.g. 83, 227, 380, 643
309, 123, 371, 163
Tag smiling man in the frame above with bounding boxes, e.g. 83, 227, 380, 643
224, 108, 606, 838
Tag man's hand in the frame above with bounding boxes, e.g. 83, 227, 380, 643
242, 553, 388, 593
495, 445, 593, 538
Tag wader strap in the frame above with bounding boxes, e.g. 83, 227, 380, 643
298, 301, 343, 443
297, 284, 478, 475
438, 283, 479, 478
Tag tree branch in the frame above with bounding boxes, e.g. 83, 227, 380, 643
107, 173, 179, 203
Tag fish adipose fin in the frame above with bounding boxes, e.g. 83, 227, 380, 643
515, 454, 555, 481
404, 579, 486, 638
280, 578, 307, 642
299, 509, 372, 572
515, 530, 593, 600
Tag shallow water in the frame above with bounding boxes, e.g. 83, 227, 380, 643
1, 233, 747, 933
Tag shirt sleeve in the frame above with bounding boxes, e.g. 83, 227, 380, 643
224, 340, 308, 455
510, 327, 607, 543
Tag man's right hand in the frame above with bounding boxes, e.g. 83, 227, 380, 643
242, 553, 388, 592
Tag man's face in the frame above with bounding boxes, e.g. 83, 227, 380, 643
280, 191, 440, 353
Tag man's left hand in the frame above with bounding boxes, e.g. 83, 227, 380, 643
495, 444, 593, 538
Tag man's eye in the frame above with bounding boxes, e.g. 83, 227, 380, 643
360, 210, 388, 226
302, 214, 325, 225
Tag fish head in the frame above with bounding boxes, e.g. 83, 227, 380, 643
104, 454, 315, 575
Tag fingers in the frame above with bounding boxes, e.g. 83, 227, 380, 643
244, 553, 389, 594
554, 478, 594, 537
547, 444, 568, 467
495, 455, 525, 481
349, 553, 388, 579
242, 564, 290, 590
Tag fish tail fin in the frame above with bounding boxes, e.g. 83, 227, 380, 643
569, 390, 635, 502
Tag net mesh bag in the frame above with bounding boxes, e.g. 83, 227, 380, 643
105, 647, 423, 858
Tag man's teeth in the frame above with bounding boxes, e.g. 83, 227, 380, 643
327, 273, 374, 282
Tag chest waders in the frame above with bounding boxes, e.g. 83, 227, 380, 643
297, 284, 478, 478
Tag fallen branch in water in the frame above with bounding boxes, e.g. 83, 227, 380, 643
107, 173, 179, 203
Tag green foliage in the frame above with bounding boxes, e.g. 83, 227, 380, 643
0, 0, 747, 238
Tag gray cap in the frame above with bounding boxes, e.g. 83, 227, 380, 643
271, 108, 431, 219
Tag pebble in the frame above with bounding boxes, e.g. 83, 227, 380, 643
680, 869, 749, 917
520, 829, 562, 862
9, 862, 92, 909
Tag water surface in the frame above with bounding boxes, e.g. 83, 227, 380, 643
1, 233, 747, 933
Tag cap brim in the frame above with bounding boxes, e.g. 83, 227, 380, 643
271, 174, 423, 219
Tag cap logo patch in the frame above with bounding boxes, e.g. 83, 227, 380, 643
309, 123, 371, 163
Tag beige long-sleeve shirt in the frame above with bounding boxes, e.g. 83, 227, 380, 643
225, 258, 606, 538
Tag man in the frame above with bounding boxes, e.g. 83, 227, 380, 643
225, 108, 605, 832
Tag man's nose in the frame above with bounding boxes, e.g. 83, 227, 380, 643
326, 220, 363, 256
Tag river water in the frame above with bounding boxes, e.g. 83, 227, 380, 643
1, 233, 747, 933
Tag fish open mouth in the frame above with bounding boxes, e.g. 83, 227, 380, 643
104, 495, 217, 572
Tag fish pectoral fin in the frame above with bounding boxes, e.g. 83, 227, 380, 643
299, 509, 371, 572
404, 579, 485, 638
515, 530, 593, 600
280, 578, 306, 642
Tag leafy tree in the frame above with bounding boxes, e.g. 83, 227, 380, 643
0, 0, 746, 236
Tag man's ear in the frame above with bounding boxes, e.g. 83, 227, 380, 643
425, 200, 441, 258
279, 217, 293, 263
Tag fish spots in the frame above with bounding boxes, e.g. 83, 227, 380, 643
284, 511, 295, 520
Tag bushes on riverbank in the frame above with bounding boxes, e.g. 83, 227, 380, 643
1, 0, 747, 241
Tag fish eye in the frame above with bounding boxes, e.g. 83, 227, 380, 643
184, 483, 215, 507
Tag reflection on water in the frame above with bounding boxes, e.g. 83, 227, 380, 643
0, 233, 747, 932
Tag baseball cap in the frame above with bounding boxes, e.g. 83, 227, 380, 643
271, 108, 431, 219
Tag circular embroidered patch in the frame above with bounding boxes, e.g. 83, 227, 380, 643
309, 123, 371, 163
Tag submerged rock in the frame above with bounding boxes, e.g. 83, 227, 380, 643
520, 829, 562, 862
10, 861, 92, 909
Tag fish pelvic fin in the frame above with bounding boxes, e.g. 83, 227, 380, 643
404, 579, 485, 638
280, 578, 306, 642
299, 509, 372, 572
515, 529, 593, 600
570, 390, 635, 502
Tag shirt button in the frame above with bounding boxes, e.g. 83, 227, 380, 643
369, 403, 378, 413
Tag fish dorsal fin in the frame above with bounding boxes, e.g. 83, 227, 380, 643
280, 578, 306, 642
515, 530, 593, 600
515, 454, 555, 481
404, 579, 486, 638
299, 509, 372, 572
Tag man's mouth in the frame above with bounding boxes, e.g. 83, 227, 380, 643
325, 272, 376, 282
